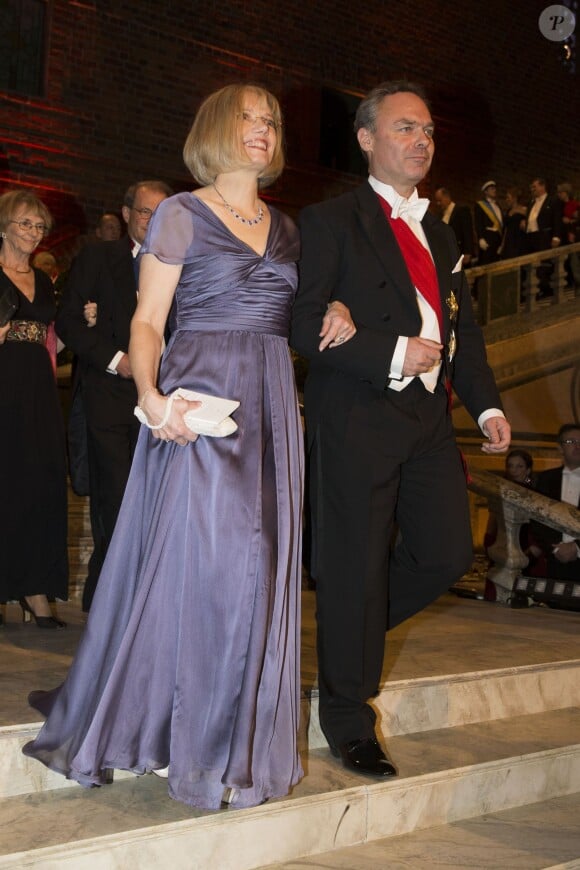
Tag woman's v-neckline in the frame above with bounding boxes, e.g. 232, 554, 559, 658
1, 268, 35, 305
191, 193, 273, 259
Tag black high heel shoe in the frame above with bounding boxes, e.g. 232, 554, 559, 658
19, 599, 66, 630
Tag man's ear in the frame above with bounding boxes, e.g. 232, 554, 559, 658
356, 127, 373, 155
121, 205, 131, 226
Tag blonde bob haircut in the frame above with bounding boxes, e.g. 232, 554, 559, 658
183, 84, 284, 189
0, 189, 53, 234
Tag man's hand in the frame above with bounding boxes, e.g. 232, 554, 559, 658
401, 337, 442, 376
116, 353, 133, 379
481, 416, 511, 454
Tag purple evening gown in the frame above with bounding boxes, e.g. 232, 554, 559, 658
23, 193, 304, 810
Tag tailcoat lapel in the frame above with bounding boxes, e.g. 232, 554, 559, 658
109, 237, 138, 322
422, 213, 453, 337
353, 183, 419, 318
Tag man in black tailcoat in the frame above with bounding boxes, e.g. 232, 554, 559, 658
291, 81, 511, 778
434, 186, 475, 266
530, 424, 580, 582
56, 180, 171, 610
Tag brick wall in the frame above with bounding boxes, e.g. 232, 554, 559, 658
0, 0, 578, 252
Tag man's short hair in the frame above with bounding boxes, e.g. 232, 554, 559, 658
558, 423, 580, 442
182, 83, 285, 189
353, 81, 430, 135
557, 182, 573, 196
123, 180, 174, 209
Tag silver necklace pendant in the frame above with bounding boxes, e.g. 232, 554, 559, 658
213, 184, 264, 226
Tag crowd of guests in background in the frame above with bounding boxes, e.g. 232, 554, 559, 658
435, 177, 580, 297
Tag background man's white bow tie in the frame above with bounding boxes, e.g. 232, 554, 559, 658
391, 196, 430, 221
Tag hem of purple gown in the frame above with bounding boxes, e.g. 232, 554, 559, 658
21, 741, 303, 810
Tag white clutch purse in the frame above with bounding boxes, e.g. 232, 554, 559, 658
134, 388, 240, 437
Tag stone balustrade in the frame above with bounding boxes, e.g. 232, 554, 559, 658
465, 241, 580, 325
468, 467, 580, 602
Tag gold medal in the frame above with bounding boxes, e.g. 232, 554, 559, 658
448, 329, 457, 362
446, 291, 458, 322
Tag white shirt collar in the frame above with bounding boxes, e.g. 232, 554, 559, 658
368, 176, 420, 209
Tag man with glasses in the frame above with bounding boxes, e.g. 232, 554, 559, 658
530, 423, 580, 581
56, 180, 172, 610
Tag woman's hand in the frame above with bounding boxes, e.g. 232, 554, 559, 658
318, 300, 357, 351
139, 390, 201, 446
84, 301, 97, 327
0, 322, 10, 345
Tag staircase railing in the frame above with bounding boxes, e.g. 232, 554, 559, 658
467, 468, 580, 602
465, 241, 580, 325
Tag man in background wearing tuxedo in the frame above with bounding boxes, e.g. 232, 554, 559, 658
292, 81, 510, 779
526, 177, 564, 299
530, 424, 580, 581
474, 180, 503, 265
57, 180, 172, 610
434, 186, 475, 266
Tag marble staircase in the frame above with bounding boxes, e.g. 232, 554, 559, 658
1, 596, 580, 869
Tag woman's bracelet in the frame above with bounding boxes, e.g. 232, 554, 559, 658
138, 387, 157, 409
134, 390, 175, 430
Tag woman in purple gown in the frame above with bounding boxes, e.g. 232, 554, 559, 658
23, 84, 354, 810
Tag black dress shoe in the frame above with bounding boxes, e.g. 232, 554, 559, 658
333, 737, 398, 778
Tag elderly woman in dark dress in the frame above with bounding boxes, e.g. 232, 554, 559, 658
0, 190, 67, 628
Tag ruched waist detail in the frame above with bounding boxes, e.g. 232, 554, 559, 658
174, 315, 288, 338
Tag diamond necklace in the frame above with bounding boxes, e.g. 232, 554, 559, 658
213, 184, 264, 227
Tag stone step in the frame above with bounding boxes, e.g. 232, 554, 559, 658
258, 792, 580, 869
6, 659, 580, 800
0, 707, 578, 869
308, 657, 580, 751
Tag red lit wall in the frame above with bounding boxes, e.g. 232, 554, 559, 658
0, 0, 578, 256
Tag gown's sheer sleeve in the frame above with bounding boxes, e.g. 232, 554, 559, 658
140, 194, 196, 265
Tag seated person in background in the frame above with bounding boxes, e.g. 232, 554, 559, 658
484, 448, 535, 552
529, 424, 580, 581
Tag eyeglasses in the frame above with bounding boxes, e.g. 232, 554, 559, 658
237, 111, 280, 132
9, 219, 48, 236
130, 207, 155, 219
561, 439, 580, 446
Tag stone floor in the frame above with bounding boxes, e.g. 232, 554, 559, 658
2, 590, 580, 727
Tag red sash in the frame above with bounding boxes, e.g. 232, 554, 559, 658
377, 195, 443, 338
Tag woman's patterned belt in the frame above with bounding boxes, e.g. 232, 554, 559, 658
7, 319, 48, 345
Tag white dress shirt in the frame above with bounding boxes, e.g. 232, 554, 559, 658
368, 176, 504, 432
368, 176, 441, 394
561, 466, 580, 545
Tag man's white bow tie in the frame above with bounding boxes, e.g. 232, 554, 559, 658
391, 196, 430, 221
